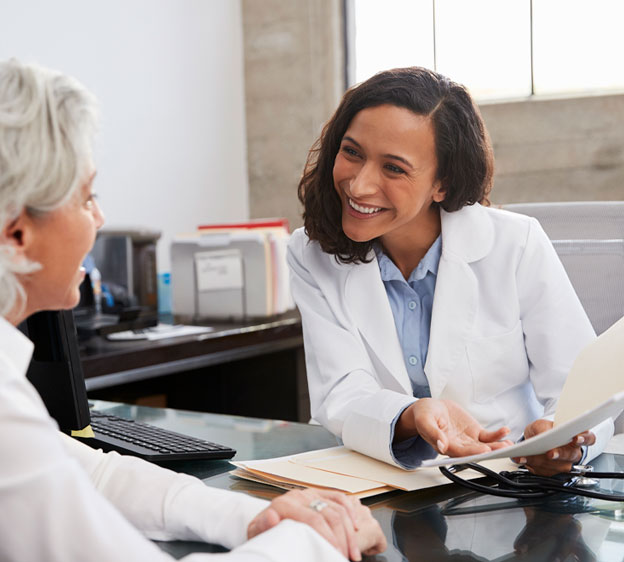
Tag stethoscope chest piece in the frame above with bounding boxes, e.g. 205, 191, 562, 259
573, 476, 600, 489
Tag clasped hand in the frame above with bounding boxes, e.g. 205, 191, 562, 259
247, 488, 386, 561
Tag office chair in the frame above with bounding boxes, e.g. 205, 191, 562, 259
503, 201, 624, 433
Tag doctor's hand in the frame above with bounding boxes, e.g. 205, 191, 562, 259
395, 398, 512, 457
512, 419, 595, 476
247, 488, 386, 560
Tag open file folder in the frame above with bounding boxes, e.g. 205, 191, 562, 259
231, 449, 518, 499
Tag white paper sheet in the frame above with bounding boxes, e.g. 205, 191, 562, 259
555, 315, 624, 426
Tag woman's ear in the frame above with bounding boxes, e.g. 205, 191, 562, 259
432, 180, 446, 204
2, 209, 32, 258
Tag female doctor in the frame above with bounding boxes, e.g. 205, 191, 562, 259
0, 59, 386, 561
288, 67, 613, 476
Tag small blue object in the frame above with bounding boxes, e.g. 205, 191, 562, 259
82, 254, 95, 274
158, 272, 172, 315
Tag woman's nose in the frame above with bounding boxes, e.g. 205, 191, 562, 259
93, 200, 105, 229
349, 163, 379, 198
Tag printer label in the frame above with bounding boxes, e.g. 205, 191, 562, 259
195, 249, 244, 291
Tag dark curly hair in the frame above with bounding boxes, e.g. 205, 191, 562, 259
298, 67, 494, 263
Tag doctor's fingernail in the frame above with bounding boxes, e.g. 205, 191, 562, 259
576, 436, 585, 444
551, 451, 559, 460
517, 457, 527, 464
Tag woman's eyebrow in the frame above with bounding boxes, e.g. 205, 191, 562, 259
341, 135, 360, 147
341, 135, 414, 169
382, 153, 413, 169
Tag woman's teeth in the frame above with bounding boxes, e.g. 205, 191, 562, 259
348, 198, 382, 214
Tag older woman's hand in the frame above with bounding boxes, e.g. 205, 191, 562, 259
395, 398, 512, 457
512, 419, 595, 476
247, 488, 386, 560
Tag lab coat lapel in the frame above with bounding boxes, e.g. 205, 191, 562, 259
425, 205, 494, 397
344, 257, 413, 395
426, 255, 477, 397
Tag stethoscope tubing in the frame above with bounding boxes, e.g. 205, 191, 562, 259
439, 463, 624, 501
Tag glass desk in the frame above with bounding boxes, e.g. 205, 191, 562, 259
92, 401, 624, 561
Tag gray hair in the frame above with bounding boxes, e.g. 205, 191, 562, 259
0, 59, 98, 317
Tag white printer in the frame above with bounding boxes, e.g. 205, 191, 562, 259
171, 226, 293, 321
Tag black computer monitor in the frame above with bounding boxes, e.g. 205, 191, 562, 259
18, 309, 237, 462
19, 310, 91, 433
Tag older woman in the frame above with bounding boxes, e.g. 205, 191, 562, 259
0, 59, 385, 561
288, 67, 613, 476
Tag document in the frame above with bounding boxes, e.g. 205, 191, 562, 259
232, 454, 387, 494
555, 315, 624, 426
231, 448, 517, 496
291, 448, 517, 491
422, 315, 624, 468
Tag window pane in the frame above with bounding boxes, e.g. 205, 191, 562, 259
533, 0, 624, 95
435, 0, 531, 100
352, 0, 434, 84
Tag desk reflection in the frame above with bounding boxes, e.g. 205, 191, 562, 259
368, 490, 616, 562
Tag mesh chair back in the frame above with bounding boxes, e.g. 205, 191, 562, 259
504, 202, 624, 336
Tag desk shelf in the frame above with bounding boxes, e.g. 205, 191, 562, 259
81, 311, 310, 422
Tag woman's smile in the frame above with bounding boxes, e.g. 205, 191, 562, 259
346, 197, 386, 217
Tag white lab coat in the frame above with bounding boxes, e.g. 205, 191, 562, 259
288, 203, 613, 467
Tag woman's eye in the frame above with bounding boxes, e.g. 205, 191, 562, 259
385, 163, 405, 174
342, 146, 359, 158
84, 193, 98, 208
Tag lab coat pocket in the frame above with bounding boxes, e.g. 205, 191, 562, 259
466, 321, 529, 403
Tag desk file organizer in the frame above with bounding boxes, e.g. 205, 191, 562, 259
20, 310, 236, 462
171, 218, 294, 320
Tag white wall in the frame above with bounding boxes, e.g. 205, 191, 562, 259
0, 0, 249, 272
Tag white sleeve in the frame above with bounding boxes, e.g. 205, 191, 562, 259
0, 366, 347, 562
61, 438, 350, 562
61, 434, 268, 545
516, 219, 596, 415
0, 369, 172, 562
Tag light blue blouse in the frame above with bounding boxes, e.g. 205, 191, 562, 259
375, 236, 442, 467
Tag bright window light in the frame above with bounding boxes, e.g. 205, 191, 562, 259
435, 0, 531, 100
351, 0, 624, 100
353, 0, 434, 84
533, 0, 624, 95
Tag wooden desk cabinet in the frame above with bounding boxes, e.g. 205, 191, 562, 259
80, 312, 311, 422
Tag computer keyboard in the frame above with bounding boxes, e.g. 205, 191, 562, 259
86, 411, 236, 462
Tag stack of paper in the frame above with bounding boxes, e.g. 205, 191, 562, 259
232, 447, 518, 498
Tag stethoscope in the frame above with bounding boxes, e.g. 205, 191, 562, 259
439, 462, 624, 501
